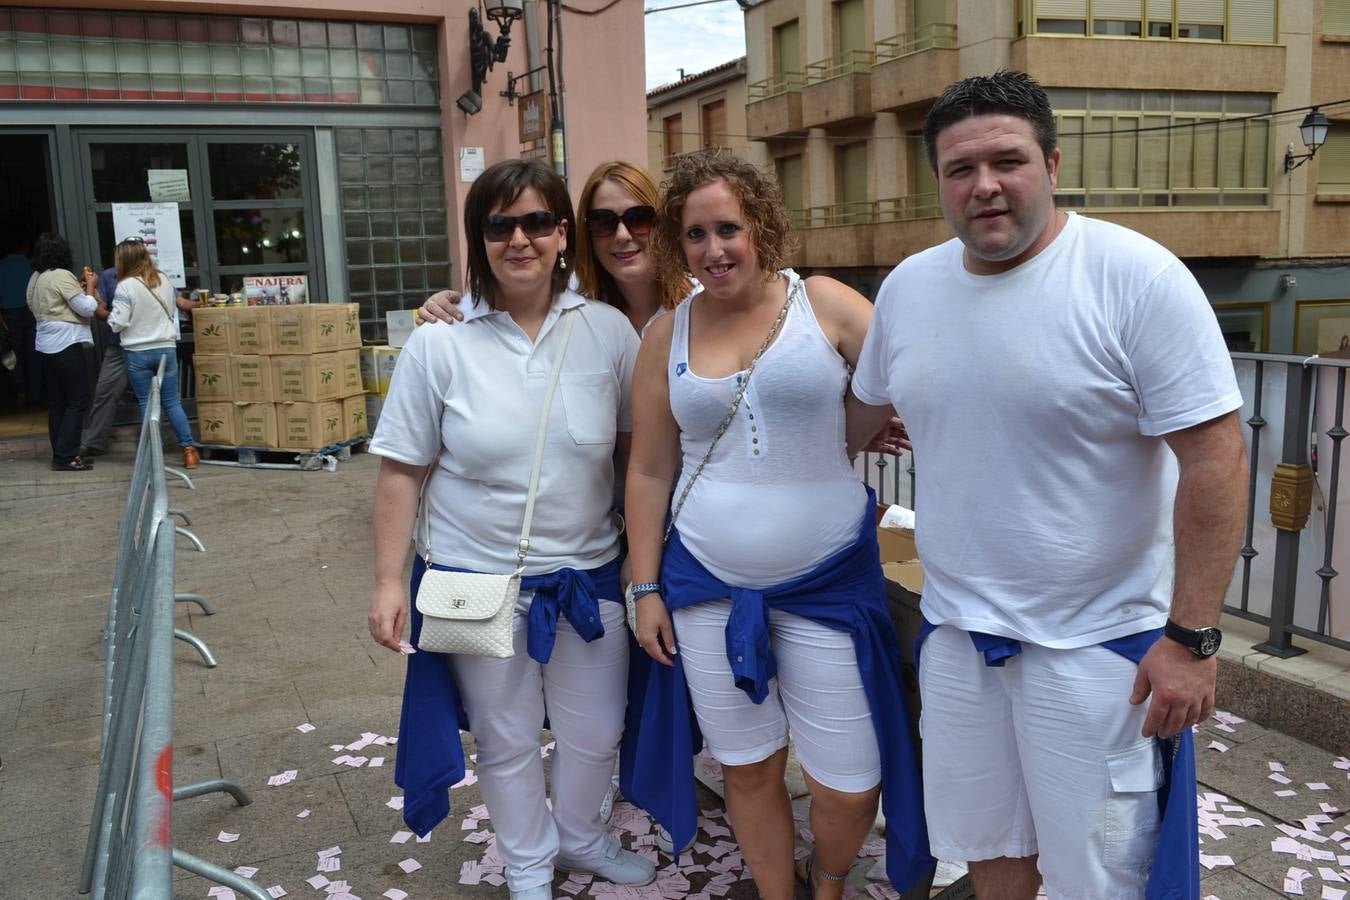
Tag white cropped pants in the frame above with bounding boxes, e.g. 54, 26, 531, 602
449, 592, 629, 891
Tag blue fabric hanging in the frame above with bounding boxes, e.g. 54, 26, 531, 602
620, 489, 934, 891
394, 555, 622, 837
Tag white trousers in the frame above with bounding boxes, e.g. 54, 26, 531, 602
919, 625, 1162, 900
671, 599, 881, 792
450, 593, 629, 891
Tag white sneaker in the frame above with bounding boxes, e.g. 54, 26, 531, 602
600, 781, 617, 824
654, 825, 695, 856
556, 837, 657, 886
509, 885, 552, 900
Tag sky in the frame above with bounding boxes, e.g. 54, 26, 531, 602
644, 0, 747, 91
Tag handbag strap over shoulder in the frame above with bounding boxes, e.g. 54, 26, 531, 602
662, 275, 799, 546
423, 306, 579, 571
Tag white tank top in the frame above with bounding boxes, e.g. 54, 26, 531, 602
667, 270, 866, 587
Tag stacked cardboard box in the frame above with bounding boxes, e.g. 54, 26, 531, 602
193, 304, 367, 451
359, 346, 401, 432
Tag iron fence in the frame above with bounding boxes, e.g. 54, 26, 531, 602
79, 362, 268, 900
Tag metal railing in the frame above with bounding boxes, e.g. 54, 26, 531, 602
803, 48, 875, 85
79, 363, 268, 900
874, 23, 958, 60
747, 71, 804, 101
796, 201, 877, 229
1228, 353, 1350, 656
875, 193, 942, 223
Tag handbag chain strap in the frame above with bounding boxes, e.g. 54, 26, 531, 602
423, 306, 579, 571
663, 277, 798, 546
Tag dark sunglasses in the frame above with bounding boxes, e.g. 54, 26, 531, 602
482, 210, 559, 242
585, 205, 656, 238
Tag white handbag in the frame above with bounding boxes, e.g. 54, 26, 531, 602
415, 309, 577, 657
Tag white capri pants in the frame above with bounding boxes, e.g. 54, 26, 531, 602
919, 625, 1163, 900
671, 599, 881, 793
449, 592, 628, 892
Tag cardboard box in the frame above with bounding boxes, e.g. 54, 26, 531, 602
337, 348, 362, 398
342, 393, 368, 441
386, 309, 416, 349
196, 402, 237, 446
227, 306, 273, 355
194, 353, 232, 401
276, 400, 344, 450
269, 305, 322, 354
313, 304, 347, 352
340, 303, 362, 349
192, 307, 231, 353
359, 347, 401, 395
230, 355, 273, 403
878, 524, 924, 598
365, 393, 385, 431
235, 402, 278, 449
272, 352, 341, 402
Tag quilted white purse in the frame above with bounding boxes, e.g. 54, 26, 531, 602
415, 309, 577, 658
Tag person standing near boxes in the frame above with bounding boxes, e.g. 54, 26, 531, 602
108, 237, 198, 468
845, 71, 1247, 899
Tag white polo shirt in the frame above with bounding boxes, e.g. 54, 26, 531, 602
370, 289, 639, 575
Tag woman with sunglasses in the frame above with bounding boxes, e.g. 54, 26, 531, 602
368, 158, 654, 900
106, 238, 199, 469
622, 150, 930, 900
26, 231, 107, 471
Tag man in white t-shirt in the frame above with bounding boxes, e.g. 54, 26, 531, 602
846, 71, 1247, 899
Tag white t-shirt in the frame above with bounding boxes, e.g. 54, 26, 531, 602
370, 289, 639, 575
852, 213, 1242, 648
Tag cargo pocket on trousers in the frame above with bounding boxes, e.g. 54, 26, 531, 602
1102, 739, 1164, 873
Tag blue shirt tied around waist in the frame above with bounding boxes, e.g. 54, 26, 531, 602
393, 554, 622, 837
620, 488, 934, 892
914, 622, 1199, 900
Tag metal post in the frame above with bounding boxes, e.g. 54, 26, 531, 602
1254, 362, 1312, 658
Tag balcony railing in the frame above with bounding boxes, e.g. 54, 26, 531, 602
875, 193, 942, 222
748, 71, 804, 101
795, 201, 876, 229
874, 23, 957, 60
803, 49, 875, 85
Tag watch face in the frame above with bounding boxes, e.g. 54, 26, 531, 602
1198, 629, 1222, 657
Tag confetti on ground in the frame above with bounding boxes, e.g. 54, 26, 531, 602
386, 796, 404, 810
216, 831, 239, 843
1207, 740, 1229, 752
266, 886, 286, 898
305, 875, 328, 889
233, 866, 258, 877
397, 858, 422, 874
383, 891, 409, 900
267, 769, 298, 786
390, 831, 413, 844
296, 809, 311, 818
296, 723, 316, 733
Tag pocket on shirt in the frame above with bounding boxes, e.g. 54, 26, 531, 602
560, 373, 617, 446
1101, 738, 1163, 874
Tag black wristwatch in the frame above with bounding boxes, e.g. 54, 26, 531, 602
1164, 619, 1223, 658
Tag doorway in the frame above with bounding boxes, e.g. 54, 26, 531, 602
0, 132, 57, 434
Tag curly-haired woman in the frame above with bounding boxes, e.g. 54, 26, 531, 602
622, 150, 930, 899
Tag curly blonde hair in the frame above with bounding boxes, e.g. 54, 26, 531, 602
574, 161, 691, 313
652, 150, 798, 290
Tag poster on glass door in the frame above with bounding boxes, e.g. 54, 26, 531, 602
111, 202, 186, 289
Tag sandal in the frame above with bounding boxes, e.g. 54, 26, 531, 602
51, 457, 95, 471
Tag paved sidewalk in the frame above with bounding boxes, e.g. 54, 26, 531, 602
0, 440, 1348, 899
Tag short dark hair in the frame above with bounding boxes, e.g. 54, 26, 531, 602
30, 232, 74, 274
463, 158, 575, 309
923, 70, 1057, 172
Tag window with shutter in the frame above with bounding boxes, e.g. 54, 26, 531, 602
774, 20, 800, 80
1325, 0, 1350, 36
663, 114, 682, 165
701, 100, 726, 150
1228, 0, 1275, 42
776, 155, 804, 214
834, 0, 865, 57
1318, 129, 1350, 194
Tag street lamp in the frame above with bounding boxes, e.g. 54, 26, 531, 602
1284, 108, 1331, 173
457, 0, 525, 115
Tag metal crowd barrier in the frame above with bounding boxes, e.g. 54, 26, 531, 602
79, 362, 268, 900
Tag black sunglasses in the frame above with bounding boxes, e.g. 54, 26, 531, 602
482, 210, 559, 243
585, 205, 656, 238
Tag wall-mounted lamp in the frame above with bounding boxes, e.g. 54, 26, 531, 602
1284, 108, 1331, 173
1280, 273, 1297, 290
456, 1, 524, 115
